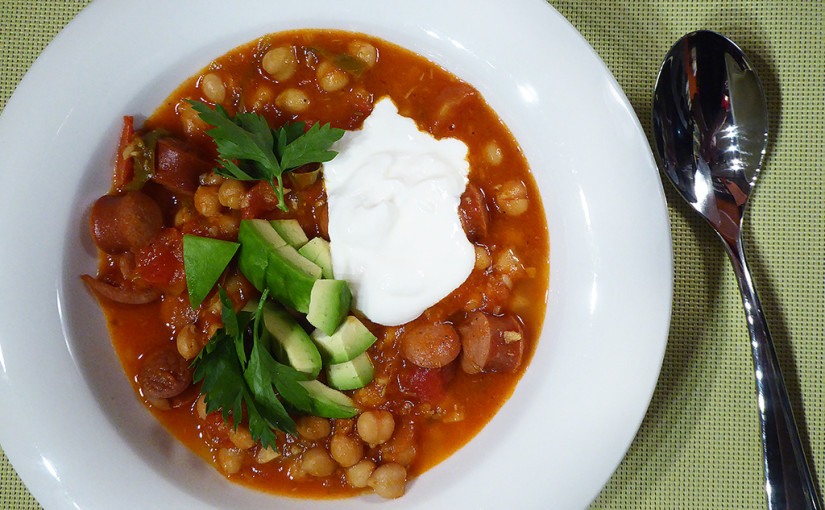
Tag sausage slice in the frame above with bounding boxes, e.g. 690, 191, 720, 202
137, 347, 194, 399
153, 137, 214, 195
457, 312, 524, 374
458, 183, 489, 243
90, 190, 163, 254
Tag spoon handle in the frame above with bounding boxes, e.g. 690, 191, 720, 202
725, 237, 823, 510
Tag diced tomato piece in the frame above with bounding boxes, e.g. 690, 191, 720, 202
202, 412, 233, 448
397, 364, 447, 403
134, 228, 185, 293
242, 180, 280, 219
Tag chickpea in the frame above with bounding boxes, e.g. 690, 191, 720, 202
245, 85, 274, 112
262, 46, 297, 81
211, 212, 241, 238
227, 425, 255, 450
301, 447, 336, 477
201, 73, 226, 103
199, 172, 225, 186
173, 200, 196, 228
194, 185, 222, 217
275, 88, 310, 114
474, 245, 492, 271
347, 40, 377, 67
176, 323, 200, 360
195, 394, 208, 420
484, 140, 503, 166
257, 445, 280, 464
345, 459, 376, 488
367, 463, 407, 499
296, 416, 332, 441
495, 180, 529, 216
178, 99, 207, 135
494, 248, 523, 275
218, 179, 247, 209
317, 61, 349, 92
329, 434, 364, 467
356, 410, 395, 446
217, 447, 245, 474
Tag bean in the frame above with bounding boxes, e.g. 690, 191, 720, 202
494, 248, 523, 275
275, 88, 310, 114
194, 185, 222, 217
227, 425, 255, 450
329, 434, 364, 467
474, 245, 492, 271
347, 41, 377, 67
201, 73, 226, 103
367, 463, 407, 499
217, 447, 244, 474
301, 447, 336, 477
346, 459, 376, 488
217, 179, 247, 209
317, 61, 349, 92
495, 180, 529, 216
262, 46, 297, 81
296, 416, 332, 441
176, 323, 201, 360
484, 140, 503, 166
356, 410, 395, 446
257, 446, 280, 464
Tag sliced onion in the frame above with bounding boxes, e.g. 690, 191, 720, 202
81, 274, 161, 304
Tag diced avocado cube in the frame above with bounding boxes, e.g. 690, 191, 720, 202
306, 280, 352, 336
298, 380, 359, 418
259, 300, 322, 379
325, 352, 374, 391
298, 237, 334, 279
310, 315, 377, 364
269, 219, 309, 248
237, 219, 322, 313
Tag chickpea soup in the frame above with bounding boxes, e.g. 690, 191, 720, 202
84, 29, 549, 500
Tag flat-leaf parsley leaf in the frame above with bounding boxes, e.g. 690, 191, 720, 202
187, 100, 345, 212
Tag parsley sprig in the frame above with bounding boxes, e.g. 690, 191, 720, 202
187, 100, 344, 212
193, 288, 312, 445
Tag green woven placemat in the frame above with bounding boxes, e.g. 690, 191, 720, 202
2, 1, 822, 509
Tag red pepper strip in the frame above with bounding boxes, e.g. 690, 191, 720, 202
112, 116, 135, 192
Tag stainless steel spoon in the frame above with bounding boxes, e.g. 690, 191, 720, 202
652, 30, 822, 510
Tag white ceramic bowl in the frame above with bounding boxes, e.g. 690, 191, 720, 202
0, 0, 672, 508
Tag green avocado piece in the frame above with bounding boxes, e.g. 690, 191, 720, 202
237, 219, 286, 290
325, 352, 374, 391
182, 235, 239, 309
298, 237, 334, 279
259, 300, 322, 379
310, 315, 377, 364
238, 219, 322, 313
306, 280, 352, 336
269, 219, 309, 248
298, 380, 359, 418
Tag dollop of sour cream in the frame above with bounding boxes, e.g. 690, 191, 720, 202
322, 97, 475, 326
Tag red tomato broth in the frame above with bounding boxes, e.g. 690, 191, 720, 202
89, 29, 549, 499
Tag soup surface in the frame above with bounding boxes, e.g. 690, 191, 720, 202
85, 29, 549, 499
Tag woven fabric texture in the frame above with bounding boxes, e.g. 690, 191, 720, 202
1, 1, 822, 509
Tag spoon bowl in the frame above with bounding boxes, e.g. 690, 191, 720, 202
652, 30, 822, 510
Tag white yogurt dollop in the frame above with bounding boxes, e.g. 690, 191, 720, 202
322, 97, 474, 326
